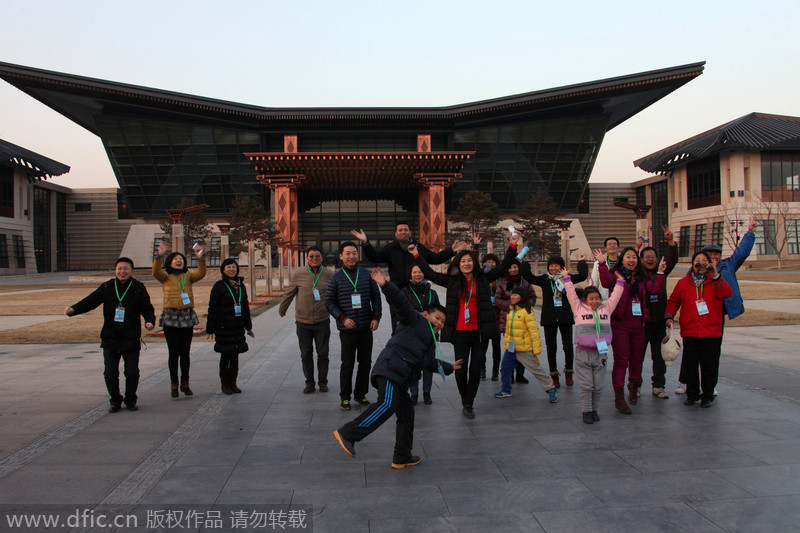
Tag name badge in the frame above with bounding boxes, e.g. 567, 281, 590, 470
696, 300, 709, 315
650, 294, 659, 303
632, 301, 642, 316
490, 296, 495, 305
351, 293, 362, 309
114, 307, 125, 322
181, 292, 191, 305
464, 309, 470, 323
595, 339, 609, 354
508, 340, 516, 352
313, 289, 321, 301
234, 304, 242, 317
554, 297, 563, 307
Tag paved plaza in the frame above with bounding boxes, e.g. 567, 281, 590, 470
0, 283, 799, 532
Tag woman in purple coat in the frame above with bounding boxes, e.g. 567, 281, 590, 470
595, 247, 665, 414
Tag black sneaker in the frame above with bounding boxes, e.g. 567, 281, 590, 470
411, 394, 418, 405
355, 397, 371, 407
591, 411, 600, 422
462, 406, 475, 419
516, 375, 530, 384
700, 399, 713, 408
684, 398, 697, 406
108, 403, 121, 413
491, 372, 499, 381
125, 403, 138, 412
480, 369, 487, 381
391, 455, 421, 469
333, 430, 356, 458
423, 392, 432, 405
340, 400, 351, 410
582, 412, 594, 424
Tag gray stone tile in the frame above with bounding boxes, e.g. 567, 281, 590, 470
236, 443, 304, 466
439, 478, 604, 514
579, 470, 754, 506
419, 436, 550, 461
214, 489, 293, 505
139, 465, 234, 504
614, 443, 767, 473
365, 457, 505, 488
534, 503, 726, 533
225, 463, 366, 491
0, 464, 135, 504
729, 439, 800, 465
369, 512, 543, 533
173, 436, 250, 467
690, 495, 800, 533
712, 463, 800, 496
493, 451, 640, 480
33, 431, 167, 465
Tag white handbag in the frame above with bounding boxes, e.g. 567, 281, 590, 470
661, 324, 682, 366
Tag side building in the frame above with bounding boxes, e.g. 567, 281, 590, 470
634, 113, 800, 264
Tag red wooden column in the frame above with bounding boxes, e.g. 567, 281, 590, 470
269, 179, 300, 253
417, 176, 450, 251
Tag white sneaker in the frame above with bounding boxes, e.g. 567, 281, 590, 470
675, 383, 686, 395
713, 387, 718, 396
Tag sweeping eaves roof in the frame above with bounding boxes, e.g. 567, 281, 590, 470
634, 113, 800, 174
0, 138, 70, 179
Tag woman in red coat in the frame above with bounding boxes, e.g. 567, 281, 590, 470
665, 251, 732, 408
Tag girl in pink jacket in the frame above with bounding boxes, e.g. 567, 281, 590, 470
563, 270, 625, 424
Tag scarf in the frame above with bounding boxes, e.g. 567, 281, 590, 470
547, 273, 565, 294
505, 273, 521, 292
690, 271, 708, 287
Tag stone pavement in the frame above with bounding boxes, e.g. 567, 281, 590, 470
0, 297, 799, 532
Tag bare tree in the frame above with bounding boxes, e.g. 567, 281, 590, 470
514, 188, 563, 262
713, 203, 751, 252
228, 196, 277, 260
747, 193, 800, 269
446, 190, 502, 254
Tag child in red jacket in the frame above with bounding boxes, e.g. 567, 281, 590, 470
665, 251, 732, 408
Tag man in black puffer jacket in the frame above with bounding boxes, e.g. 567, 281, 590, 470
325, 242, 382, 410
66, 258, 155, 412
334, 268, 461, 469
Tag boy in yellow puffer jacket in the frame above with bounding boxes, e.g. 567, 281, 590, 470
494, 287, 558, 402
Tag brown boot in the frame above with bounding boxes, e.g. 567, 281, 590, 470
550, 372, 561, 389
230, 368, 242, 393
170, 380, 179, 398
564, 369, 574, 387
180, 378, 193, 396
220, 370, 233, 395
614, 386, 632, 414
628, 380, 641, 405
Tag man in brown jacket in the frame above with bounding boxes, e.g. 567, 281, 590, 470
279, 246, 333, 393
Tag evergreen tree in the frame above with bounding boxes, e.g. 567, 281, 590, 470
446, 190, 502, 253
228, 196, 276, 259
514, 188, 563, 261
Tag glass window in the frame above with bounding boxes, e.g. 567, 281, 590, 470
711, 221, 725, 247
694, 224, 707, 253
12, 234, 25, 268
787, 220, 800, 255
33, 187, 51, 273
0, 234, 8, 268
755, 219, 777, 255
687, 157, 721, 209
0, 166, 13, 218
679, 226, 691, 257
761, 152, 800, 202
74, 203, 92, 212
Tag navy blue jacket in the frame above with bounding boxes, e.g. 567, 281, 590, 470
206, 277, 252, 354
370, 282, 453, 389
69, 277, 156, 352
363, 238, 454, 290
325, 265, 382, 332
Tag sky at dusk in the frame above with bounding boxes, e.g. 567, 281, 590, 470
2, 0, 798, 190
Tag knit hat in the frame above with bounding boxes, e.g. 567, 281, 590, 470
511, 287, 528, 299
701, 244, 723, 254
547, 255, 565, 268
220, 257, 239, 277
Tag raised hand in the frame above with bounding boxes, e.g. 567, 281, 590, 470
662, 225, 674, 243
451, 240, 469, 252
509, 232, 522, 247
472, 233, 482, 244
658, 256, 667, 273
748, 216, 757, 233
145, 322, 154, 331
592, 248, 606, 263
157, 240, 168, 257
350, 228, 368, 243
407, 244, 419, 256
371, 267, 387, 287
195, 246, 205, 260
